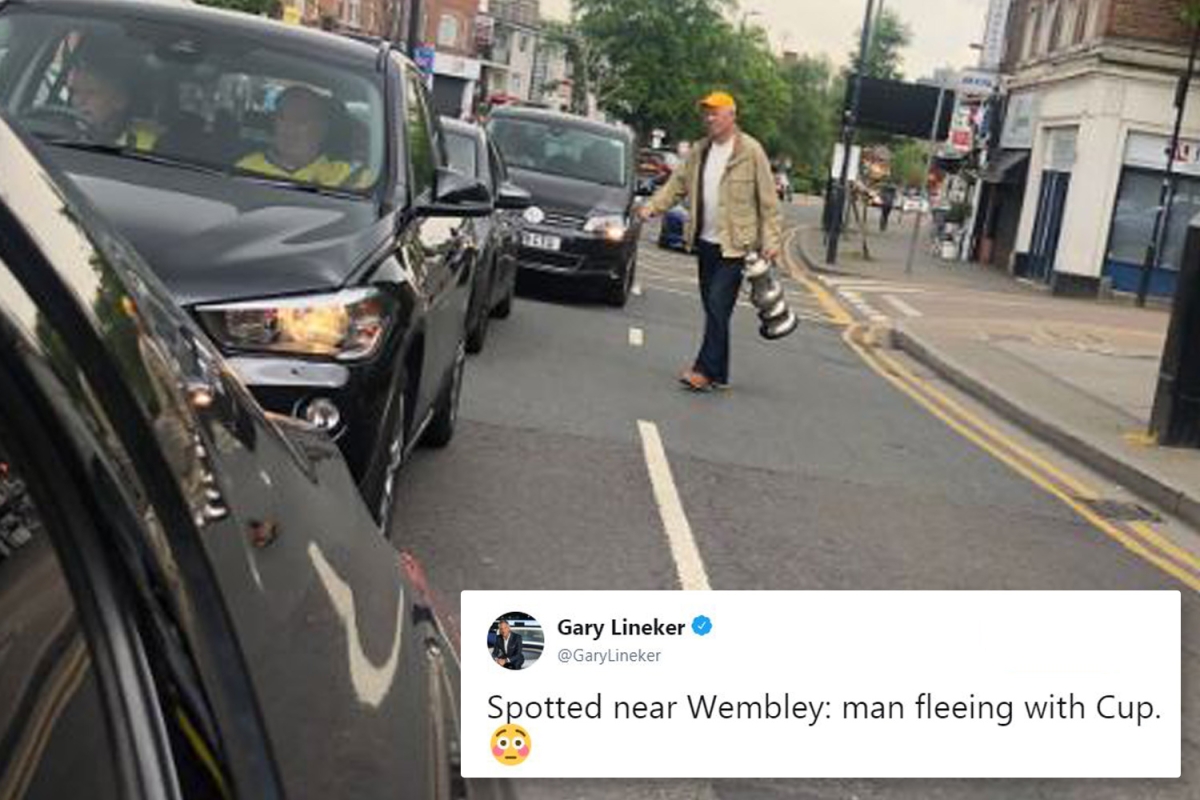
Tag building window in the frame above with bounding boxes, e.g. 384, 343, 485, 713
438, 13, 460, 48
510, 73, 522, 94
1073, 0, 1092, 43
1109, 170, 1200, 273
518, 34, 529, 53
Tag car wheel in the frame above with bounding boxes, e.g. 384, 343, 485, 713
422, 342, 465, 449
605, 254, 636, 307
491, 274, 514, 319
368, 388, 406, 532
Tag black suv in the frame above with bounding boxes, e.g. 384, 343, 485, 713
0, 0, 502, 528
487, 106, 641, 306
442, 116, 531, 353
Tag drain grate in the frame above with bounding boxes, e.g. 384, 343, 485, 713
1076, 498, 1162, 523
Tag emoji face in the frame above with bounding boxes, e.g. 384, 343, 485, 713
491, 724, 531, 766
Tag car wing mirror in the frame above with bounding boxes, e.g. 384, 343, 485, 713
418, 166, 493, 218
495, 182, 532, 211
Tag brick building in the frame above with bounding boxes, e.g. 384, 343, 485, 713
417, 0, 483, 117
985, 0, 1200, 298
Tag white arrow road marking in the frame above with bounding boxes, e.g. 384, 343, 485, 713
309, 542, 404, 707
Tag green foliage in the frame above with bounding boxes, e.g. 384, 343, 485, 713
773, 55, 838, 192
854, 7, 911, 81
560, 0, 910, 197
890, 139, 927, 188
1184, 1, 1200, 28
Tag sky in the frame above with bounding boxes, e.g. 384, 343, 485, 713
539, 0, 993, 81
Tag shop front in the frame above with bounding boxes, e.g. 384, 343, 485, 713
1104, 132, 1200, 298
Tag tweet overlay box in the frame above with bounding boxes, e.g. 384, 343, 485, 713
462, 591, 1180, 778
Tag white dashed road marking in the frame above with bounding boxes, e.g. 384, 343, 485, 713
637, 420, 711, 591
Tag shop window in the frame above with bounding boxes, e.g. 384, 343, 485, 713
1108, 170, 1200, 272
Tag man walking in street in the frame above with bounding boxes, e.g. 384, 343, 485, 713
639, 91, 781, 392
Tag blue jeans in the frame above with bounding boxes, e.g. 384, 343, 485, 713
694, 240, 744, 384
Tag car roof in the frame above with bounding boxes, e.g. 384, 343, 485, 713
4, 0, 390, 69
488, 106, 631, 141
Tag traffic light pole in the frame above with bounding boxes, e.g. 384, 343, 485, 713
825, 0, 876, 266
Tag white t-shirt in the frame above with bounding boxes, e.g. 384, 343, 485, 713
699, 138, 735, 243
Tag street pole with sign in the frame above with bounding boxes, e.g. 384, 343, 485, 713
825, 0, 876, 266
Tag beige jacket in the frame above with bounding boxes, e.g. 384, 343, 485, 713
644, 130, 781, 259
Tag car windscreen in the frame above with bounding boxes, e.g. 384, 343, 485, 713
0, 9, 385, 196
444, 130, 479, 181
488, 117, 627, 188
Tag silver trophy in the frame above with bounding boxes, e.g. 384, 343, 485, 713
744, 252, 798, 340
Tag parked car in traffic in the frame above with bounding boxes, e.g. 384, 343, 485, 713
636, 147, 680, 195
441, 116, 533, 353
658, 204, 690, 251
0, 115, 473, 800
0, 0, 490, 527
487, 106, 641, 306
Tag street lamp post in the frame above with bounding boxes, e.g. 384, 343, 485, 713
825, 0, 877, 266
1136, 20, 1200, 306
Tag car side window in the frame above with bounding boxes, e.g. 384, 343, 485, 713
404, 70, 437, 201
0, 444, 122, 800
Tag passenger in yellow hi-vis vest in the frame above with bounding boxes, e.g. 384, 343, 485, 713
69, 54, 159, 152
237, 86, 360, 189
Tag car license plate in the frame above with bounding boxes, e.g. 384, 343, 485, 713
523, 232, 562, 251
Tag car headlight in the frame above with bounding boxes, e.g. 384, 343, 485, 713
196, 288, 392, 361
583, 214, 629, 242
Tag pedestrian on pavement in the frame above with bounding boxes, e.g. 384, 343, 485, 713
879, 183, 897, 232
638, 91, 782, 392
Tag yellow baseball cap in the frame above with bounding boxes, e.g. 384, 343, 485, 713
699, 91, 736, 110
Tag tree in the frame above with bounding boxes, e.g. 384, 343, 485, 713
774, 55, 839, 192
854, 7, 911, 81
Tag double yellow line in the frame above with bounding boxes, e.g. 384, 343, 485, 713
781, 228, 1200, 593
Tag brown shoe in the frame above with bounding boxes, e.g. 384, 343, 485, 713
678, 369, 714, 392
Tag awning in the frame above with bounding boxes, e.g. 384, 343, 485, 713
983, 150, 1030, 184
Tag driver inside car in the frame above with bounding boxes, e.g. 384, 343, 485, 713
236, 85, 368, 189
68, 51, 159, 151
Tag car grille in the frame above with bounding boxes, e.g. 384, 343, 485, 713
541, 210, 586, 230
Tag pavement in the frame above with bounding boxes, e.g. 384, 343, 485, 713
385, 203, 1199, 799
791, 204, 1200, 532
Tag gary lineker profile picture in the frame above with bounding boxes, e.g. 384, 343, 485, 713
489, 613, 544, 671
